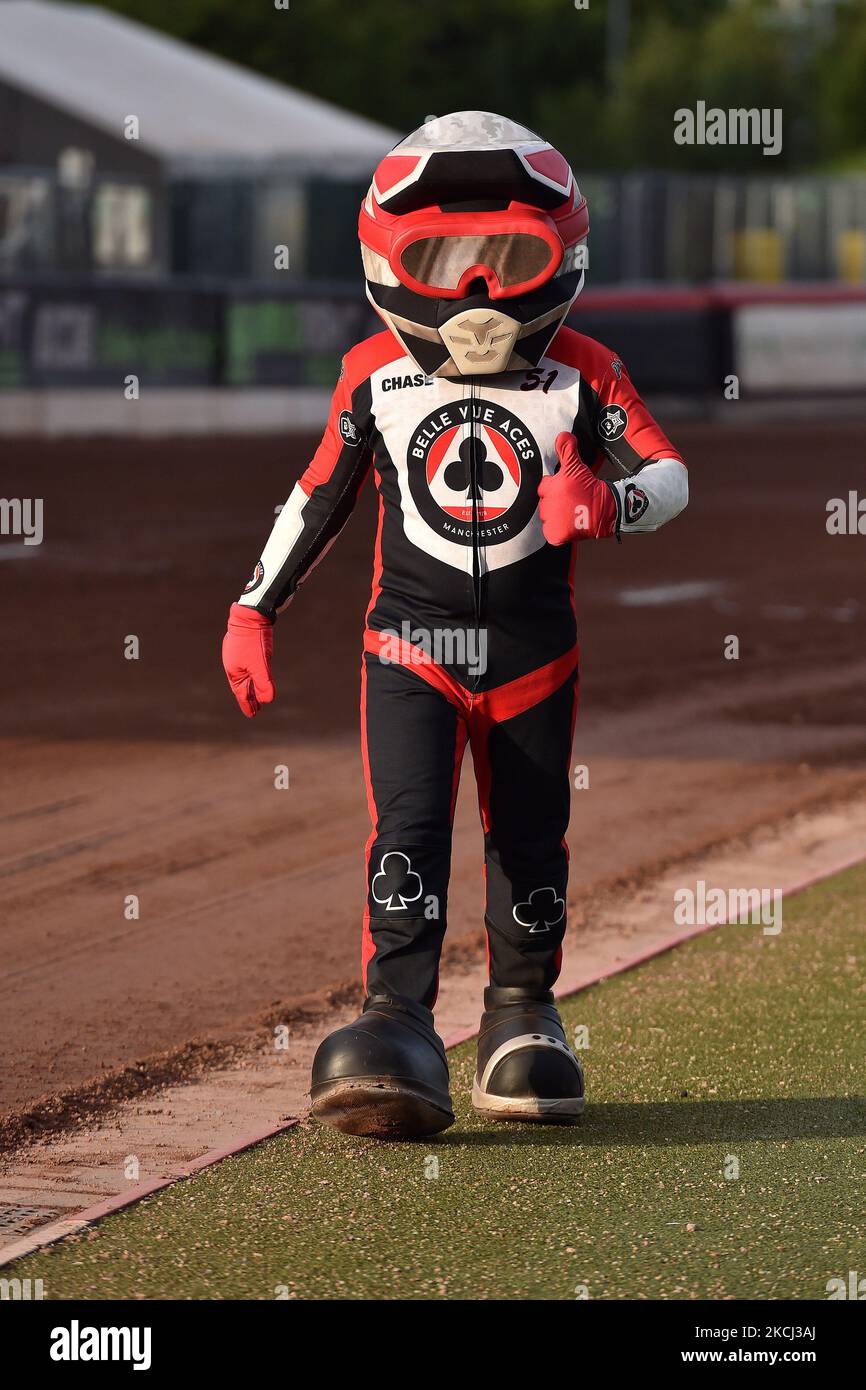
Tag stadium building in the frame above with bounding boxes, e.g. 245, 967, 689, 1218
0, 0, 397, 278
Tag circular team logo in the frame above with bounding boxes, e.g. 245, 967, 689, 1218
338, 410, 360, 447
598, 403, 629, 442
408, 400, 542, 547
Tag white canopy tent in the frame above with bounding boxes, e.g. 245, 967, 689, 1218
0, 0, 398, 176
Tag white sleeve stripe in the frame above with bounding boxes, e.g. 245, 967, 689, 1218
611, 458, 688, 533
237, 483, 309, 608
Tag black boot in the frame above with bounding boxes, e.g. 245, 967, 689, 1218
311, 993, 454, 1139
472, 986, 584, 1123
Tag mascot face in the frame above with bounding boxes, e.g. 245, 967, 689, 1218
359, 111, 588, 377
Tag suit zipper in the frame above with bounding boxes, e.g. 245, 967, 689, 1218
468, 377, 482, 693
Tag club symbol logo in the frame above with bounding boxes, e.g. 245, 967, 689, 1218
371, 851, 423, 912
512, 886, 566, 934
442, 436, 504, 503
598, 404, 629, 442
430, 426, 518, 525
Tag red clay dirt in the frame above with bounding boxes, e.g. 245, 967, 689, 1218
1, 418, 865, 1141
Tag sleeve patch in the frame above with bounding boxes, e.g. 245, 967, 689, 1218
597, 403, 629, 443
622, 483, 649, 524
338, 410, 361, 447
243, 560, 265, 593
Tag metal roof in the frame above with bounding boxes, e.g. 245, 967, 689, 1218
0, 1, 398, 175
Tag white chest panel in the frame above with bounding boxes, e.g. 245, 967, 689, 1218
369, 355, 582, 573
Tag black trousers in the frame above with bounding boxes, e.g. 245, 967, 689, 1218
360, 647, 578, 1008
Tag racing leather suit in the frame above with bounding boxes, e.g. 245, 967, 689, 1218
237, 325, 687, 1007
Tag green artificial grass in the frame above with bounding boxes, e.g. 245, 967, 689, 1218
12, 863, 866, 1300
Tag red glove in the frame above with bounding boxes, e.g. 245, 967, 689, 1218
222, 602, 276, 718
537, 431, 617, 545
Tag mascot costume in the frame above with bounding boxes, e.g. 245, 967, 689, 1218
222, 112, 688, 1139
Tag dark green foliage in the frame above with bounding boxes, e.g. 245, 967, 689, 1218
85, 0, 866, 171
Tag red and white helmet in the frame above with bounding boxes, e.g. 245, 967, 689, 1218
360, 111, 588, 376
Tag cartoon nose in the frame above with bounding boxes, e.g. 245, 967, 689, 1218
461, 275, 492, 298
456, 270, 502, 300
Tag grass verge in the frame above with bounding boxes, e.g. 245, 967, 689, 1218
10, 863, 866, 1299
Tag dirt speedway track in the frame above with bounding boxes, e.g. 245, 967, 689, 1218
2, 417, 865, 1140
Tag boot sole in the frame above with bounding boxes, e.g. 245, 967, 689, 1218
311, 1077, 454, 1140
471, 1078, 585, 1124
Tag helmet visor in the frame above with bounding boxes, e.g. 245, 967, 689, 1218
393, 224, 563, 299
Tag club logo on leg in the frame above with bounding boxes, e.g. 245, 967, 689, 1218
371, 851, 424, 912
512, 886, 566, 934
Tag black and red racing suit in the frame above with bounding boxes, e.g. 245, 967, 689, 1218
238, 326, 687, 1006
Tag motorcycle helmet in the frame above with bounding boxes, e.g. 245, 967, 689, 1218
359, 110, 588, 376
